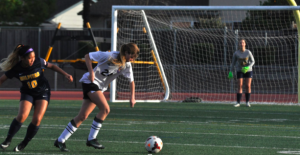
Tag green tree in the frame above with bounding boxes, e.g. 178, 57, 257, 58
0, 0, 55, 26
240, 0, 300, 30
22, 0, 56, 26
0, 0, 22, 25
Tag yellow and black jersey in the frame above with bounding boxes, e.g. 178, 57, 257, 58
5, 58, 50, 96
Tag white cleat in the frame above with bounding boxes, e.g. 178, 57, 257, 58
233, 103, 240, 107
246, 102, 251, 107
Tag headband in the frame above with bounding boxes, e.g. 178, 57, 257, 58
21, 48, 34, 56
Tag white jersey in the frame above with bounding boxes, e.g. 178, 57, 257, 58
79, 51, 134, 92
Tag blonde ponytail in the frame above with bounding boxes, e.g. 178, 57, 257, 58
0, 44, 22, 71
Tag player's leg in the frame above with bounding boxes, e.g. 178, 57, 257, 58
234, 72, 243, 107
14, 99, 48, 152
245, 72, 253, 107
85, 90, 108, 149
1, 95, 33, 150
55, 99, 96, 152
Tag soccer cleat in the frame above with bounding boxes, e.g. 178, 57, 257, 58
0, 139, 11, 150
86, 139, 105, 149
14, 141, 28, 152
246, 102, 251, 107
233, 103, 240, 107
54, 139, 69, 152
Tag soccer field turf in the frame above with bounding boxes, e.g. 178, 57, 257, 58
0, 100, 300, 155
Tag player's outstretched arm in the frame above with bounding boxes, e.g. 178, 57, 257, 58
129, 81, 136, 108
47, 63, 73, 82
0, 74, 8, 86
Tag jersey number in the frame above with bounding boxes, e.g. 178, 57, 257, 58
27, 80, 38, 89
101, 69, 113, 76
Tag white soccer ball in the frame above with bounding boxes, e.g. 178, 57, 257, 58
145, 136, 163, 153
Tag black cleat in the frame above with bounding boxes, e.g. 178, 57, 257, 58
0, 139, 11, 150
14, 141, 28, 152
86, 139, 105, 149
54, 139, 69, 152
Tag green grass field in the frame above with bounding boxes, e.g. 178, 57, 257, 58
0, 100, 300, 155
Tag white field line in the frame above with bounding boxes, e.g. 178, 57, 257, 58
0, 153, 64, 155
2, 105, 300, 116
0, 136, 299, 151
0, 116, 299, 129
277, 151, 300, 154
3, 109, 299, 122
0, 125, 299, 139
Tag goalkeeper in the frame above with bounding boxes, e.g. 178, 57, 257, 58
228, 39, 255, 107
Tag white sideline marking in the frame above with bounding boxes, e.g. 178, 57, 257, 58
46, 108, 300, 117
0, 136, 299, 151
1, 112, 299, 123
0, 116, 299, 129
0, 152, 64, 155
4, 105, 300, 116
277, 151, 300, 154
0, 125, 299, 139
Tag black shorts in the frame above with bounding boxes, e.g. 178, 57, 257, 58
20, 90, 51, 105
82, 83, 101, 100
236, 71, 253, 79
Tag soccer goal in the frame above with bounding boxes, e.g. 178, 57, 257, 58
110, 5, 300, 104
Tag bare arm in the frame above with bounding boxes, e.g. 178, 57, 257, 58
129, 81, 136, 108
0, 74, 8, 86
85, 54, 95, 82
47, 63, 73, 82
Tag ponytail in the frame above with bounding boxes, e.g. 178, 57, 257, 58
0, 44, 23, 71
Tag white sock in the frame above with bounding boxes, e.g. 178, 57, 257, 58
58, 122, 78, 143
88, 120, 102, 141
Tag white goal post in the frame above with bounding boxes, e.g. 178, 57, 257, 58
110, 5, 300, 104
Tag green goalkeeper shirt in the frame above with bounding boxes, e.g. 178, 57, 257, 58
230, 49, 255, 72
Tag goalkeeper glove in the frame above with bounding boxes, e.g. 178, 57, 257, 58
241, 66, 250, 74
228, 71, 233, 79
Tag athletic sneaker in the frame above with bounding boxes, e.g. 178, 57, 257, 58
86, 139, 105, 149
0, 139, 11, 150
246, 102, 251, 107
54, 139, 69, 152
233, 103, 240, 107
14, 141, 28, 152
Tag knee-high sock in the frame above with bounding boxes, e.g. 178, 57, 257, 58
6, 118, 22, 142
245, 93, 251, 103
88, 117, 103, 141
237, 93, 242, 103
58, 119, 78, 143
23, 123, 39, 144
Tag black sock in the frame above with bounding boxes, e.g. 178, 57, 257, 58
245, 93, 251, 103
23, 123, 39, 144
237, 93, 242, 103
94, 117, 104, 124
71, 119, 77, 128
6, 118, 22, 142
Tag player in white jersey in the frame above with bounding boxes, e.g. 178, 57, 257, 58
228, 39, 255, 107
54, 43, 139, 152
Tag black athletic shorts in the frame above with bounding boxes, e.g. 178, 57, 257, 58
236, 71, 253, 79
82, 83, 101, 100
20, 89, 51, 105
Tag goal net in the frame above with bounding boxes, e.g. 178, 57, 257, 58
110, 6, 300, 104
